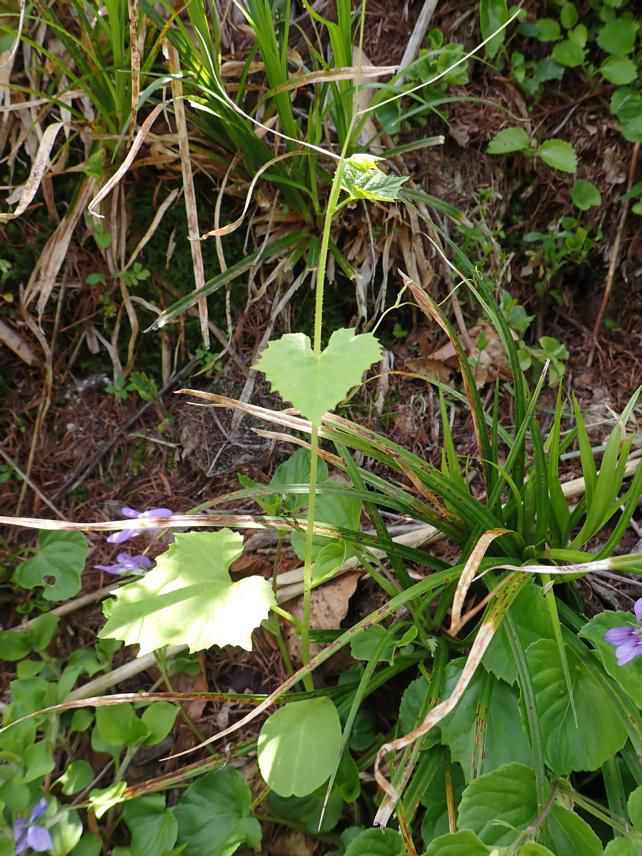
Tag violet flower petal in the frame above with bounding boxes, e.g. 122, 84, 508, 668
616, 638, 642, 665
634, 599, 642, 623
140, 508, 173, 520
30, 800, 49, 823
121, 507, 140, 519
94, 563, 123, 575
107, 528, 138, 545
605, 627, 636, 644
26, 824, 54, 853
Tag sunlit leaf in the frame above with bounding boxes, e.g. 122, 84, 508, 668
341, 154, 408, 202
255, 328, 382, 424
99, 531, 275, 655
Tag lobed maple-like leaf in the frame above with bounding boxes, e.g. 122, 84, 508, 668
99, 530, 275, 655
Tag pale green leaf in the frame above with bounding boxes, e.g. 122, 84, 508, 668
99, 531, 275, 655
552, 40, 585, 67
257, 697, 342, 797
89, 782, 127, 820
255, 328, 382, 424
174, 768, 261, 856
604, 840, 642, 856
526, 638, 627, 774
15, 531, 89, 602
537, 139, 578, 173
487, 126, 530, 154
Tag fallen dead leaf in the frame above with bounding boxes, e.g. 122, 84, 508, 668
283, 572, 360, 664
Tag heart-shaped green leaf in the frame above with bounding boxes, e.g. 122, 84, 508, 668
99, 531, 275, 655
255, 328, 382, 424
15, 531, 89, 601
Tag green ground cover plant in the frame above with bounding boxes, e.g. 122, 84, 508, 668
0, 1, 641, 855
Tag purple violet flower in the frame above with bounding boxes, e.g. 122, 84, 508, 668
107, 506, 173, 544
14, 798, 53, 855
94, 552, 153, 575
605, 598, 642, 666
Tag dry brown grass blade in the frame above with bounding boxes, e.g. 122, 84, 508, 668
374, 572, 528, 827
402, 271, 487, 462
166, 42, 209, 348
0, 121, 64, 222
123, 187, 181, 271
0, 317, 36, 365
128, 0, 141, 144
450, 528, 510, 635
265, 63, 397, 99
23, 177, 96, 314
88, 103, 164, 218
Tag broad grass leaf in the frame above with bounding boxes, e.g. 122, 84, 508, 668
99, 531, 275, 655
457, 762, 538, 847
537, 139, 578, 173
15, 531, 89, 601
439, 664, 532, 781
174, 768, 261, 856
257, 697, 342, 797
579, 611, 642, 707
487, 127, 530, 154
121, 795, 178, 856
526, 638, 627, 774
424, 829, 491, 855
543, 804, 603, 856
255, 328, 382, 424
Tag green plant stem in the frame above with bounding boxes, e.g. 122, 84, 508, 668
300, 424, 320, 689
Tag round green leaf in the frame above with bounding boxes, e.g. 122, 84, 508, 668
267, 791, 343, 834
141, 702, 178, 746
487, 127, 530, 154
344, 828, 405, 855
50, 806, 83, 856
424, 830, 491, 855
597, 18, 638, 55
95, 703, 149, 747
538, 139, 578, 173
601, 56, 637, 85
70, 833, 101, 856
526, 638, 627, 774
174, 768, 261, 856
257, 697, 342, 797
571, 179, 602, 210
255, 328, 382, 425
99, 530, 275, 655
552, 40, 585, 67
535, 18, 561, 41
15, 531, 89, 602
56, 760, 94, 796
560, 3, 578, 29
457, 763, 538, 847
579, 611, 642, 707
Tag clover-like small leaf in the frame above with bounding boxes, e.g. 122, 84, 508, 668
99, 530, 275, 655
487, 126, 530, 154
255, 328, 382, 424
571, 179, 602, 210
341, 154, 408, 201
537, 138, 577, 173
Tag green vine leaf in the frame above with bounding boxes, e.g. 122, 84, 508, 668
341, 154, 408, 201
99, 531, 275, 655
255, 328, 382, 424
